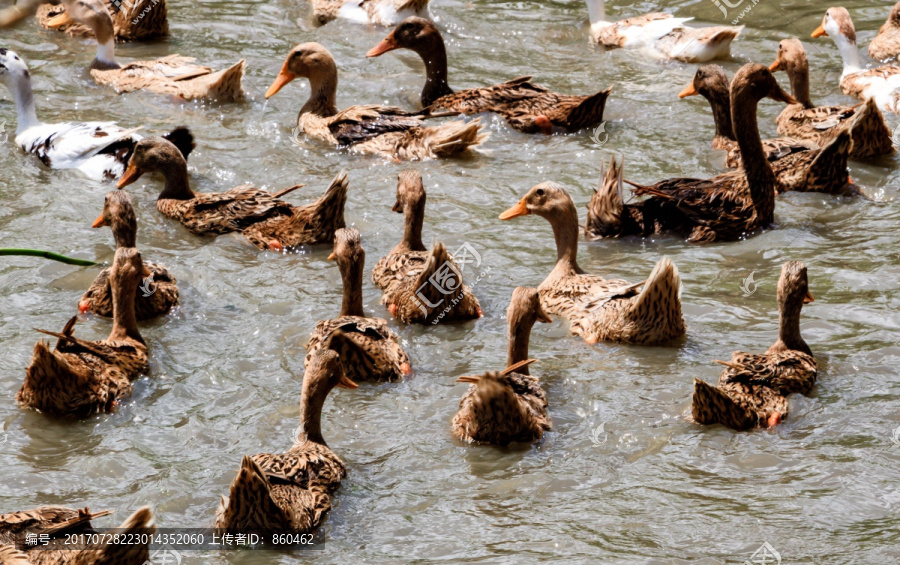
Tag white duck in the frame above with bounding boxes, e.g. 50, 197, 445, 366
311, 0, 430, 27
812, 7, 900, 114
0, 49, 194, 181
585, 0, 742, 63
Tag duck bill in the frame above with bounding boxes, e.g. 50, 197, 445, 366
117, 163, 143, 188
769, 60, 783, 72
811, 24, 827, 38
91, 214, 109, 228
338, 375, 358, 389
142, 265, 152, 277
768, 86, 796, 105
327, 252, 336, 261
391, 199, 402, 213
537, 310, 552, 323
499, 199, 529, 220
265, 65, 296, 99
677, 83, 698, 98
366, 34, 399, 58
46, 11, 75, 28
803, 290, 815, 304
456, 375, 480, 383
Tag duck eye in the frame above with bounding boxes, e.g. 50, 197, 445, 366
536, 188, 545, 196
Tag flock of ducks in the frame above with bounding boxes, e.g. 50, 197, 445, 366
0, 0, 897, 560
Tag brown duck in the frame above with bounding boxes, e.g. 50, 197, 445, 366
37, 0, 167, 42
501, 182, 685, 345
372, 170, 483, 324
679, 63, 856, 195
692, 261, 817, 431
265, 42, 487, 161
869, 2, 900, 61
117, 136, 348, 251
17, 247, 149, 417
306, 228, 412, 382
0, 505, 155, 565
79, 190, 178, 321
452, 288, 552, 445
215, 349, 357, 535
769, 37, 893, 159
47, 0, 244, 102
366, 17, 611, 134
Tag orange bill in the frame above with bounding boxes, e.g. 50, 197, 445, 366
265, 64, 296, 99
91, 213, 109, 228
46, 11, 74, 28
804, 290, 815, 304
117, 163, 142, 188
769, 87, 797, 105
769, 60, 782, 72
499, 199, 529, 220
366, 34, 399, 58
327, 252, 336, 261
537, 310, 552, 323
338, 375, 358, 389
142, 265, 152, 277
678, 83, 699, 98
811, 24, 827, 38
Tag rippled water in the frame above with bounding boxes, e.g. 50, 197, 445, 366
2, 0, 900, 563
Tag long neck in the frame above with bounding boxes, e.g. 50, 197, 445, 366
417, 37, 453, 106
401, 198, 426, 252
109, 272, 143, 344
339, 255, 365, 317
787, 59, 813, 108
772, 300, 810, 355
506, 315, 534, 374
586, 0, 606, 24
833, 33, 863, 72
157, 160, 195, 201
9, 75, 40, 133
731, 87, 776, 223
112, 220, 137, 248
704, 87, 735, 141
546, 204, 583, 277
91, 39, 120, 70
296, 388, 326, 446
300, 69, 339, 118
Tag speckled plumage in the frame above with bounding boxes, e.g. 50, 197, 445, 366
869, 2, 900, 61
37, 0, 168, 42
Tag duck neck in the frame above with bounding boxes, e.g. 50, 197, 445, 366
339, 255, 365, 318
833, 34, 863, 73
546, 203, 584, 278
91, 39, 120, 71
506, 316, 534, 375
157, 160, 195, 201
731, 86, 776, 224
8, 74, 40, 134
112, 220, 137, 249
773, 300, 811, 355
296, 388, 326, 446
786, 59, 813, 108
416, 35, 454, 106
109, 271, 143, 344
400, 197, 426, 252
300, 67, 339, 118
586, 0, 606, 24
704, 87, 736, 141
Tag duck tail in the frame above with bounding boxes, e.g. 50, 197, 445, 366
305, 170, 349, 234
407, 242, 482, 322
586, 155, 625, 238
163, 127, 196, 160
427, 118, 489, 157
215, 456, 291, 533
626, 256, 685, 342
807, 129, 852, 192
691, 378, 757, 431
78, 506, 155, 565
19, 340, 74, 406
201, 59, 246, 102
567, 86, 612, 131
849, 97, 893, 158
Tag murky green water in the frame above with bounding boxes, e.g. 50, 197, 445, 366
1, 0, 899, 563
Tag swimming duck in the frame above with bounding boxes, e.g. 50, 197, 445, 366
366, 18, 611, 134
680, 64, 856, 195
812, 7, 900, 114
692, 261, 817, 431
79, 190, 179, 321
452, 287, 552, 445
372, 170, 483, 324
265, 42, 487, 160
585, 0, 742, 63
47, 0, 244, 102
0, 50, 193, 182
769, 37, 893, 159
612, 65, 850, 242
309, 0, 430, 26
500, 182, 685, 345
0, 505, 155, 564
117, 136, 348, 251
37, 0, 167, 42
306, 228, 412, 382
17, 247, 149, 417
869, 2, 900, 61
215, 349, 357, 535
